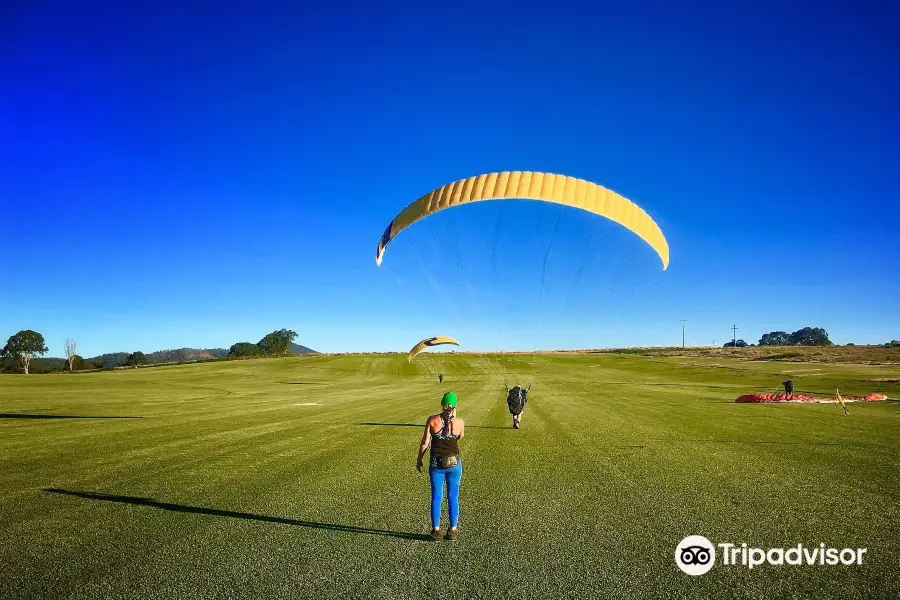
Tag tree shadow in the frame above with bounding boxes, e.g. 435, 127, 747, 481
44, 489, 430, 541
359, 422, 511, 430
0, 414, 143, 420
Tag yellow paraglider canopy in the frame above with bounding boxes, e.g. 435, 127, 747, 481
376, 171, 669, 270
408, 336, 460, 362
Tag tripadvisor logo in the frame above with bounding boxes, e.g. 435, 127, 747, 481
675, 536, 868, 576
676, 536, 716, 576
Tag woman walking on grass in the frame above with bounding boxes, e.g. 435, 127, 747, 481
417, 391, 464, 541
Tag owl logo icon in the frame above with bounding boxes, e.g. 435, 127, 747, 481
676, 536, 716, 575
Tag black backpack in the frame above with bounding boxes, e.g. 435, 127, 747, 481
507, 385, 528, 415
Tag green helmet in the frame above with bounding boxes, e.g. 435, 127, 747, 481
441, 391, 458, 407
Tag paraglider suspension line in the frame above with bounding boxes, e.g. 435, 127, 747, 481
531, 206, 562, 386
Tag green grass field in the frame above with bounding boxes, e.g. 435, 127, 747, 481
2, 354, 898, 599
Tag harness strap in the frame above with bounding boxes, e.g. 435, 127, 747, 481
435, 414, 457, 439
441, 414, 454, 436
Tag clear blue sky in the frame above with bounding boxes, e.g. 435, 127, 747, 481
2, 0, 898, 357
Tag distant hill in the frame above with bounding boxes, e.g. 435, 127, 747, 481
87, 352, 127, 368
29, 357, 68, 372
85, 349, 229, 367
290, 343, 317, 355
13, 344, 315, 373
34, 348, 229, 370
146, 348, 228, 363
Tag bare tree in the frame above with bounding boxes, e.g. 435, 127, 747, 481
65, 337, 77, 372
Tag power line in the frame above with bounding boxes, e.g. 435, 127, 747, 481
731, 324, 739, 349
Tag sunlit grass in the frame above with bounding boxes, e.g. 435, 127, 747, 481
1, 353, 897, 598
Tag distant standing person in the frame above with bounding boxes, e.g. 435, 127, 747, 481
506, 385, 529, 429
783, 379, 794, 397
417, 392, 464, 541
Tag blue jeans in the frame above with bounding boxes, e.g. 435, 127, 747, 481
429, 460, 462, 529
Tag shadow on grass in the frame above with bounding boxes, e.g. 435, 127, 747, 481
277, 382, 319, 385
0, 414, 143, 420
360, 422, 511, 430
44, 488, 430, 541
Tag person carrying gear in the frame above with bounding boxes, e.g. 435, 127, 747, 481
783, 379, 794, 397
506, 384, 530, 429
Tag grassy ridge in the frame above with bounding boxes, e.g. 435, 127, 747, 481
1, 354, 898, 599
593, 344, 900, 364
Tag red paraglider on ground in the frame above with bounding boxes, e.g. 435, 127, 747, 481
735, 393, 887, 403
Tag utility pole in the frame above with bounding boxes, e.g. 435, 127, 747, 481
680, 320, 688, 348
731, 325, 739, 349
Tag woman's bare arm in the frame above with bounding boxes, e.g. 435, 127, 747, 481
416, 416, 434, 471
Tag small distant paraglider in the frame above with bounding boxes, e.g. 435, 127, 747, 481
408, 337, 459, 383
407, 336, 459, 362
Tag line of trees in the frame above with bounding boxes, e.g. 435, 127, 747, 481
2, 328, 302, 374
719, 328, 900, 348
722, 327, 836, 348
758, 327, 832, 347
723, 339, 749, 347
228, 329, 297, 358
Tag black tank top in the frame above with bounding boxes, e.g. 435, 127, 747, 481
430, 414, 460, 459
